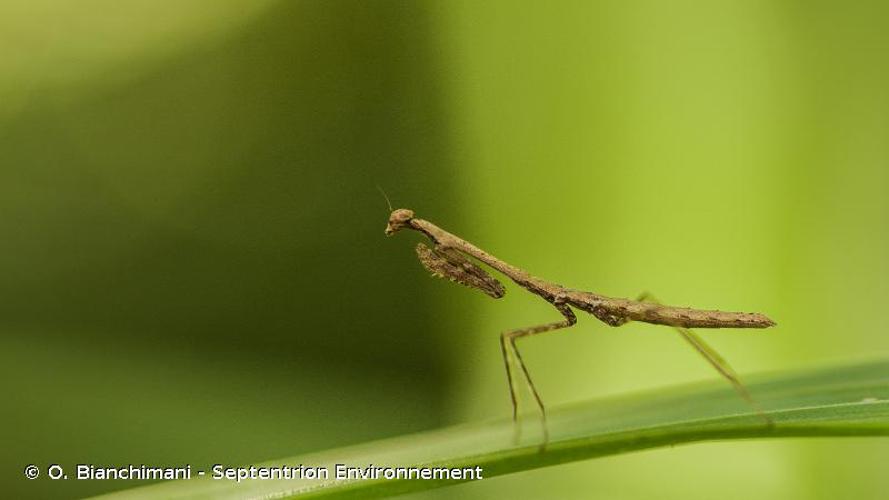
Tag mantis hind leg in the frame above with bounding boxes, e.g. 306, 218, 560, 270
635, 292, 773, 426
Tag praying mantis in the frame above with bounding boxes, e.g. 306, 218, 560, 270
385, 208, 775, 441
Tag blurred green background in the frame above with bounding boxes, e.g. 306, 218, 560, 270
2, 1, 887, 499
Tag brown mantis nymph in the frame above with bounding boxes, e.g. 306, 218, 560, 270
385, 208, 775, 438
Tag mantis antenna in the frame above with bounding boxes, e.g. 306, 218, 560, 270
376, 185, 394, 212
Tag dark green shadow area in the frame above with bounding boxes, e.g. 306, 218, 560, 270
1, 2, 460, 498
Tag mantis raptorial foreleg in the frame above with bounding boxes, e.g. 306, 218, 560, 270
635, 292, 772, 425
415, 243, 505, 298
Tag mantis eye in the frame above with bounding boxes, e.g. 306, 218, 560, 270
415, 243, 505, 299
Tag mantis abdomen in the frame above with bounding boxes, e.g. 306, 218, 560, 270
602, 299, 775, 329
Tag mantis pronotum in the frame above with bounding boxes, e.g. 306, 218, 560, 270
385, 208, 775, 439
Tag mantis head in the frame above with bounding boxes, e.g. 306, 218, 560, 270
385, 208, 415, 236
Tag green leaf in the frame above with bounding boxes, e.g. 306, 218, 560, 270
94, 360, 889, 499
